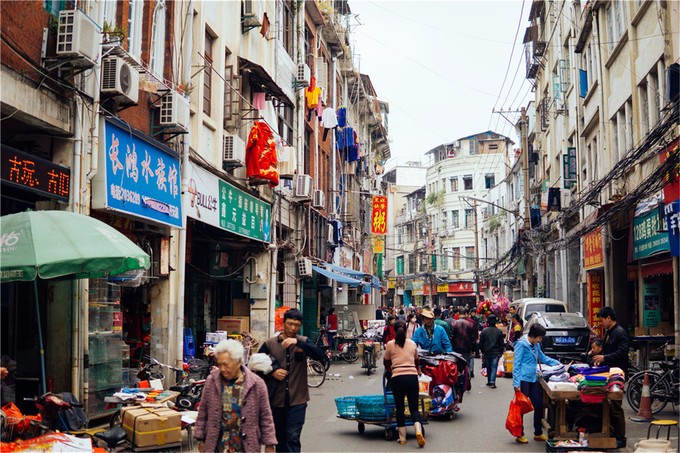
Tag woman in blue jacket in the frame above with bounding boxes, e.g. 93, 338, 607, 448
512, 323, 560, 444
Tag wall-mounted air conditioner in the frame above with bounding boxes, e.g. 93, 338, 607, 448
223, 134, 246, 168
101, 57, 139, 104
297, 257, 312, 277
294, 174, 313, 201
159, 91, 190, 132
277, 146, 297, 179
296, 63, 311, 87
312, 190, 325, 209
242, 0, 261, 28
56, 9, 98, 66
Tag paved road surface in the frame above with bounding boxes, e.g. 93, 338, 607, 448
299, 361, 678, 452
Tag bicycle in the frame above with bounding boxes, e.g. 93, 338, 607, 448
307, 358, 326, 388
315, 326, 360, 368
626, 356, 679, 414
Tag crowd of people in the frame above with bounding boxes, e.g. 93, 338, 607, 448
192, 303, 629, 451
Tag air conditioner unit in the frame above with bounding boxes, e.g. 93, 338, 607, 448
223, 134, 246, 168
296, 63, 311, 87
312, 190, 325, 209
297, 257, 312, 277
242, 0, 261, 28
101, 57, 139, 104
56, 9, 98, 65
277, 146, 297, 179
160, 91, 190, 132
294, 174, 313, 201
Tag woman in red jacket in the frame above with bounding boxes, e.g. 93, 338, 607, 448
382, 315, 396, 344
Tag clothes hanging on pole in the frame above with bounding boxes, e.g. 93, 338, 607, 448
336, 107, 347, 127
321, 107, 337, 141
252, 92, 266, 110
245, 121, 279, 187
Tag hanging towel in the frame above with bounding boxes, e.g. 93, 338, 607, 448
322, 107, 338, 129
252, 92, 266, 110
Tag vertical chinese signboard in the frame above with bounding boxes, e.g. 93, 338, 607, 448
583, 227, 604, 269
665, 200, 680, 257
643, 282, 661, 327
563, 147, 577, 189
587, 272, 604, 337
371, 196, 388, 235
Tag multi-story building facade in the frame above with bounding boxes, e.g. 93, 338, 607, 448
423, 131, 514, 307
516, 0, 678, 344
393, 187, 426, 307
0, 0, 389, 416
382, 161, 427, 306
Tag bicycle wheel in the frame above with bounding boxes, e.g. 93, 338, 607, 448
307, 359, 326, 388
626, 371, 669, 414
342, 343, 359, 363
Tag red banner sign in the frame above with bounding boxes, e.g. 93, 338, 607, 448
587, 271, 604, 337
371, 196, 388, 235
659, 138, 680, 203
583, 227, 604, 270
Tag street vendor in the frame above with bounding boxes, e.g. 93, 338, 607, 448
412, 308, 453, 355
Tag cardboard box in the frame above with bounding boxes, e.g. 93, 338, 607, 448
217, 316, 250, 334
122, 404, 181, 447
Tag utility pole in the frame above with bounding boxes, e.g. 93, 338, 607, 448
473, 198, 481, 303
521, 107, 534, 297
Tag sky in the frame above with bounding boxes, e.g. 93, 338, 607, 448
347, 0, 532, 168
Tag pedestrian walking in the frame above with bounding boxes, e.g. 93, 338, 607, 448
326, 307, 338, 349
258, 308, 325, 452
450, 307, 479, 378
412, 308, 453, 354
382, 315, 397, 344
405, 313, 418, 339
194, 339, 277, 453
383, 319, 425, 447
479, 314, 504, 389
512, 323, 560, 444
433, 307, 453, 343
592, 307, 629, 449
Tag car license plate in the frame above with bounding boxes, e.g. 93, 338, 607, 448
555, 336, 576, 344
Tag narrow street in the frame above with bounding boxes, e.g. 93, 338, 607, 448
300, 361, 679, 452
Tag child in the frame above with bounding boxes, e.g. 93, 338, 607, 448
586, 338, 603, 366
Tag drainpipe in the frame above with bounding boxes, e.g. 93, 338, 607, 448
269, 196, 279, 337
331, 55, 337, 304
71, 93, 84, 400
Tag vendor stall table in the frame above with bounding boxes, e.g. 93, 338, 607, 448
539, 379, 622, 449
632, 336, 674, 370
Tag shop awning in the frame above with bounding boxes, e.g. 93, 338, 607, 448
312, 265, 362, 286
238, 57, 293, 107
641, 260, 673, 278
323, 262, 381, 288
447, 292, 475, 298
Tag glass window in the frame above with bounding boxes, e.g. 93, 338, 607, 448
450, 177, 458, 192
150, 0, 166, 78
452, 248, 460, 270
451, 210, 459, 229
463, 175, 473, 190
280, 0, 294, 57
127, 0, 144, 58
468, 140, 477, 155
203, 33, 214, 116
465, 246, 475, 269
277, 105, 294, 145
485, 174, 495, 189
465, 209, 474, 229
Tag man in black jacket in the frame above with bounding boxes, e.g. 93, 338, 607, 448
479, 315, 505, 389
593, 307, 629, 449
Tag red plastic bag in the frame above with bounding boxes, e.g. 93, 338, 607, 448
505, 399, 523, 437
515, 389, 534, 414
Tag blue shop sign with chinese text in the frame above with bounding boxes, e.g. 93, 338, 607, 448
665, 200, 680, 257
632, 208, 669, 260
95, 120, 182, 228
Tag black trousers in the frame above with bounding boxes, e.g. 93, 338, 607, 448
391, 374, 421, 427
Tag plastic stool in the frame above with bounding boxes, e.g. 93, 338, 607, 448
647, 419, 679, 440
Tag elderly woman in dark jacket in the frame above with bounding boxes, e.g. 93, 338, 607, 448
194, 339, 277, 453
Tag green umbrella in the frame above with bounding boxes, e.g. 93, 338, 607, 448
0, 210, 151, 393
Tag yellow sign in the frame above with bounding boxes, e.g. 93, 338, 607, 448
388, 278, 396, 289
373, 237, 384, 254
436, 284, 449, 293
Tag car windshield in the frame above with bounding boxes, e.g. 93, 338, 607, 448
524, 304, 566, 320
541, 315, 587, 328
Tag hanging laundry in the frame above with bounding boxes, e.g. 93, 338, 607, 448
336, 107, 347, 127
252, 92, 266, 110
246, 121, 279, 187
315, 93, 324, 119
305, 76, 321, 109
321, 107, 338, 141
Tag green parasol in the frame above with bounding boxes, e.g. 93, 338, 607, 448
0, 210, 151, 393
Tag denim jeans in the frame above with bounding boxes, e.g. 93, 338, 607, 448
462, 352, 474, 377
272, 403, 307, 452
483, 355, 500, 384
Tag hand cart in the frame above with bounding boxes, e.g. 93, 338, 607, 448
335, 372, 427, 440
419, 352, 469, 420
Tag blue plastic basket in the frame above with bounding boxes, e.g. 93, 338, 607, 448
355, 394, 395, 421
335, 396, 358, 419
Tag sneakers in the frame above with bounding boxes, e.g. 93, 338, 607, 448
533, 434, 547, 441
515, 436, 528, 444
490, 383, 497, 389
